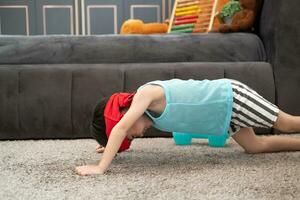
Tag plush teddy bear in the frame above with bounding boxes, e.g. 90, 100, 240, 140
214, 0, 262, 33
120, 19, 168, 35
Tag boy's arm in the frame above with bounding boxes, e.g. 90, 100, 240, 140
75, 90, 153, 175
98, 92, 152, 172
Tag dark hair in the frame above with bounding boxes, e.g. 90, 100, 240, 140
90, 97, 109, 147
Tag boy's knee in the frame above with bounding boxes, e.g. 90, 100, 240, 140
245, 148, 262, 154
244, 137, 269, 154
273, 111, 296, 133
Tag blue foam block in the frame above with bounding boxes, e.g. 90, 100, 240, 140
172, 132, 228, 147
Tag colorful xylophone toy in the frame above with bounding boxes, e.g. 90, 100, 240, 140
168, 0, 220, 33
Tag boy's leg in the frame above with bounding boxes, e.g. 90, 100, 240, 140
229, 79, 300, 153
232, 127, 300, 153
232, 127, 266, 154
273, 110, 300, 133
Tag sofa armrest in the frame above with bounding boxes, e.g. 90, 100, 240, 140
259, 0, 300, 115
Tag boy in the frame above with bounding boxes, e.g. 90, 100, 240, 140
75, 79, 300, 176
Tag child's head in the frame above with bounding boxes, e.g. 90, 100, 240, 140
121, 107, 153, 141
90, 93, 153, 152
90, 97, 109, 147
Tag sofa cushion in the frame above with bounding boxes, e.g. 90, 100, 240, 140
0, 33, 266, 64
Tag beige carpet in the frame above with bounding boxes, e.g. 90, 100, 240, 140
0, 135, 299, 200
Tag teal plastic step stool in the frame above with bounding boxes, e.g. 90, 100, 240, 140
172, 132, 229, 147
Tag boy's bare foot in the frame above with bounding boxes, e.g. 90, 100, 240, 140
95, 144, 105, 153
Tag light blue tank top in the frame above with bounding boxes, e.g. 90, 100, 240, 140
139, 79, 233, 136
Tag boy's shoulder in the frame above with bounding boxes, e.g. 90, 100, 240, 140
136, 84, 165, 102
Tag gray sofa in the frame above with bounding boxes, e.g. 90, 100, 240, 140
0, 0, 299, 140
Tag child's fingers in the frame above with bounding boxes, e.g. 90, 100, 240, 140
75, 166, 86, 176
96, 147, 105, 153
98, 147, 105, 153
96, 144, 104, 151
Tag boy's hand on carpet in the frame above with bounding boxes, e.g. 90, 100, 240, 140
75, 165, 105, 176
95, 144, 105, 153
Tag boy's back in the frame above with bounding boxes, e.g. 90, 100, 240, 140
141, 79, 233, 135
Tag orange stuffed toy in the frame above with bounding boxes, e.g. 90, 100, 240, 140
120, 19, 168, 35
214, 0, 262, 33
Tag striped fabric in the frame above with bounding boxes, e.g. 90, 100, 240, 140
228, 79, 279, 136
